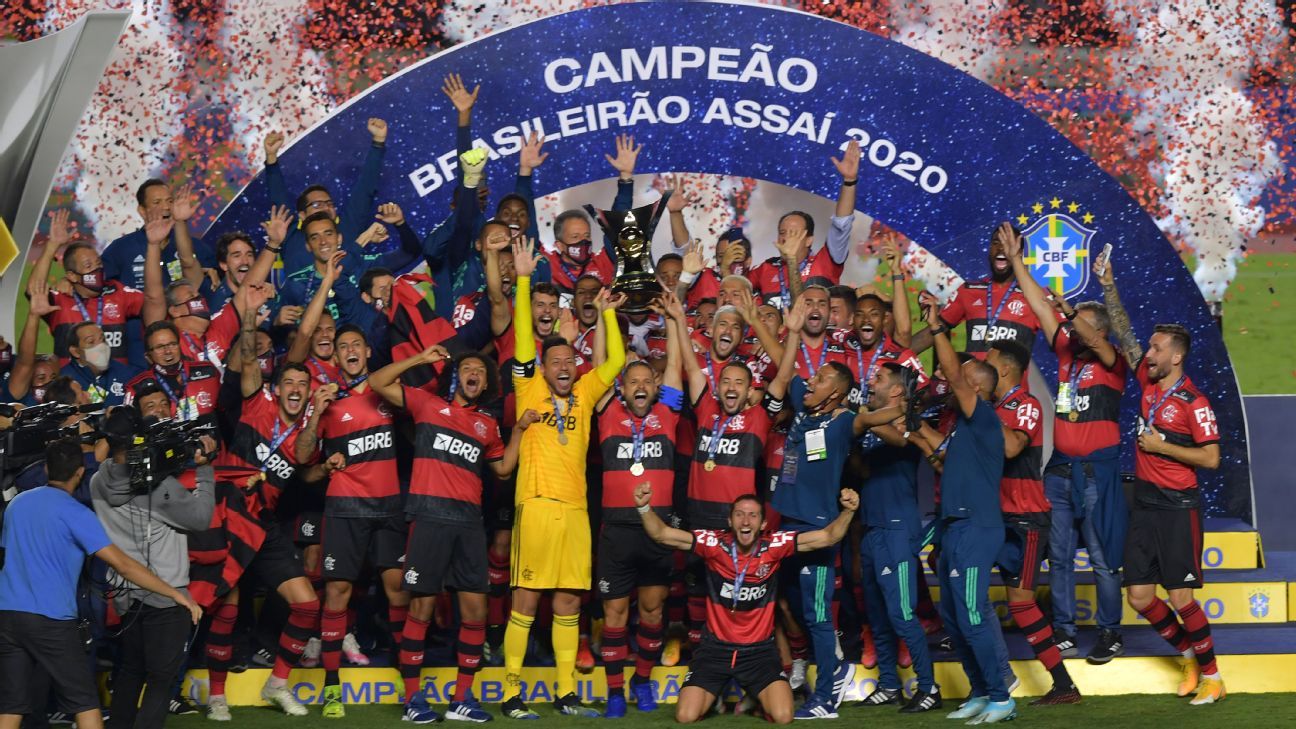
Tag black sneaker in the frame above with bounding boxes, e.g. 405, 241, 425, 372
501, 696, 539, 720
899, 687, 942, 714
554, 692, 600, 717
936, 634, 955, 653
169, 696, 200, 715
1055, 634, 1079, 658
251, 648, 275, 667
1086, 629, 1124, 665
1030, 684, 1082, 705
859, 687, 902, 706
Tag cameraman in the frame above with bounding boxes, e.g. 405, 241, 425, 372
91, 407, 216, 729
0, 438, 201, 729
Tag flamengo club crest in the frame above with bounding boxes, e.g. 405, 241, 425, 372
1017, 201, 1097, 298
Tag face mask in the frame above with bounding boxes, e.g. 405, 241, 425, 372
181, 297, 211, 320
33, 386, 47, 403
80, 268, 105, 293
258, 353, 275, 377
0, 343, 12, 371
566, 239, 593, 264
84, 342, 112, 371
372, 297, 386, 312
727, 261, 749, 277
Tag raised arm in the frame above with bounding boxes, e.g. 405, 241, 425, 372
294, 385, 337, 464
925, 299, 977, 418
28, 209, 71, 296
512, 238, 540, 366
1001, 222, 1064, 345
765, 297, 805, 401
369, 344, 450, 409
238, 291, 264, 399
676, 242, 706, 302
594, 291, 628, 387
341, 119, 388, 228
169, 181, 207, 288
665, 293, 707, 401
9, 281, 58, 399
775, 228, 808, 304
1096, 259, 1142, 370
735, 286, 784, 365
853, 405, 905, 436
881, 240, 912, 347
248, 205, 294, 288
142, 210, 176, 325
286, 252, 344, 364
664, 175, 695, 250
660, 293, 684, 392
634, 483, 695, 550
484, 229, 514, 337
795, 489, 860, 551
490, 409, 539, 478
826, 141, 861, 265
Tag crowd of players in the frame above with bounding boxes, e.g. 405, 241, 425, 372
0, 74, 1227, 728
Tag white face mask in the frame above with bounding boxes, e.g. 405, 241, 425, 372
84, 342, 112, 371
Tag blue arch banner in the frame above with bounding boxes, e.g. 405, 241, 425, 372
212, 1, 1250, 518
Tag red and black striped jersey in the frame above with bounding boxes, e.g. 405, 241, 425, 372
994, 389, 1049, 514
598, 397, 680, 524
939, 280, 1042, 357
687, 389, 780, 529
314, 387, 401, 518
692, 529, 798, 645
750, 251, 844, 308
305, 356, 342, 391
44, 284, 145, 363
214, 391, 305, 518
843, 335, 928, 410
1051, 324, 1126, 456
792, 331, 852, 380
177, 302, 241, 365
1134, 360, 1219, 506
124, 361, 222, 426
404, 385, 505, 523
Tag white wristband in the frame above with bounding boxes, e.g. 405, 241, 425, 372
637, 504, 651, 514
679, 270, 698, 286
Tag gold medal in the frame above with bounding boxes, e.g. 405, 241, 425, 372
1068, 410, 1080, 423
558, 433, 569, 446
630, 462, 645, 477
704, 459, 717, 472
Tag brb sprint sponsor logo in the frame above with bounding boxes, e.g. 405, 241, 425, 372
720, 582, 767, 603
434, 432, 481, 462
255, 444, 296, 480
616, 442, 664, 460
697, 433, 740, 456
348, 431, 393, 456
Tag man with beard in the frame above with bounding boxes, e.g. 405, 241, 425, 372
499, 239, 626, 720
1104, 280, 1223, 705
293, 325, 410, 718
201, 222, 284, 312
204, 306, 332, 720
124, 322, 222, 427
30, 211, 155, 363
770, 300, 909, 719
827, 286, 856, 330
60, 322, 140, 407
543, 135, 640, 294
920, 304, 1015, 724
854, 363, 941, 713
1003, 233, 1128, 664
592, 293, 686, 717
780, 286, 851, 381
911, 222, 1045, 358
985, 341, 1081, 705
279, 214, 366, 318
369, 346, 530, 723
635, 487, 860, 725
846, 294, 926, 410
749, 142, 861, 308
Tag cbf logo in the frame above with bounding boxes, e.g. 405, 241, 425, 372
1017, 204, 1095, 298
1249, 589, 1271, 618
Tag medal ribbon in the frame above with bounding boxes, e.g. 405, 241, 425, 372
799, 340, 828, 378
728, 539, 757, 611
985, 281, 1018, 330
706, 413, 736, 463
551, 392, 576, 441
72, 292, 104, 326
261, 417, 300, 469
1146, 375, 1187, 425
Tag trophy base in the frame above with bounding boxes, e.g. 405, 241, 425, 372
613, 274, 663, 315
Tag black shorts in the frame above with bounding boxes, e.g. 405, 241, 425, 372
597, 522, 674, 600
484, 475, 515, 532
403, 519, 488, 595
0, 611, 100, 715
995, 512, 1051, 591
322, 514, 407, 582
683, 637, 787, 698
245, 520, 304, 590
291, 511, 323, 545
1124, 507, 1204, 590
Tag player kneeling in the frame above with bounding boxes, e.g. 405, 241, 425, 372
633, 484, 858, 724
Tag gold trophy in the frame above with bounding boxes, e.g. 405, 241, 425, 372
583, 196, 669, 314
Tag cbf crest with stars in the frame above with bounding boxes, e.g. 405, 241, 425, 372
1019, 203, 1096, 298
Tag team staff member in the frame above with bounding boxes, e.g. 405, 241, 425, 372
294, 324, 408, 719
634, 486, 859, 725
592, 293, 686, 717
1105, 276, 1224, 705
124, 322, 222, 427
923, 303, 1017, 725
0, 439, 201, 729
986, 341, 1080, 705
369, 346, 529, 724
499, 238, 626, 720
1004, 232, 1128, 663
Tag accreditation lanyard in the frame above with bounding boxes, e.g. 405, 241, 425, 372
182, 332, 206, 362
1146, 375, 1186, 426
153, 365, 190, 418
985, 282, 1017, 329
799, 340, 828, 378
856, 341, 885, 402
995, 384, 1022, 409
338, 373, 368, 398
72, 292, 104, 326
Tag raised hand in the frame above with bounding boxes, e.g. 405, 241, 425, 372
324, 251, 346, 283
420, 344, 450, 366
262, 205, 294, 247
784, 296, 808, 332
275, 305, 304, 327
172, 181, 201, 222
880, 239, 903, 272
512, 238, 539, 278
776, 227, 808, 261
661, 290, 687, 322
682, 241, 705, 276
264, 131, 285, 164
367, 118, 388, 144
27, 280, 58, 316
734, 286, 759, 322
145, 208, 174, 247
998, 221, 1023, 259
376, 202, 405, 226
605, 134, 642, 180
664, 174, 697, 213
484, 227, 511, 252
831, 139, 861, 181
355, 221, 389, 247
918, 290, 941, 326
838, 488, 860, 512
519, 131, 549, 175
313, 383, 339, 412
441, 73, 479, 117
1093, 256, 1115, 286
558, 308, 579, 343
47, 209, 73, 250
516, 409, 541, 431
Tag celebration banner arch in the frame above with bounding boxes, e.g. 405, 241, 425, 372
212, 1, 1251, 517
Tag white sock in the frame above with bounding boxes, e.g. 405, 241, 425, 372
266, 676, 287, 690
1181, 648, 1194, 659
1203, 671, 1221, 680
